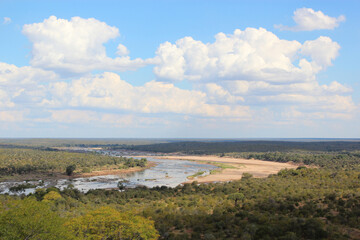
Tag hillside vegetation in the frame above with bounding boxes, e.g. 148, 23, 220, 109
1, 140, 360, 239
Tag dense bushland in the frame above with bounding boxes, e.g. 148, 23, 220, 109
1, 165, 359, 239
120, 140, 360, 153
226, 151, 360, 170
0, 148, 147, 176
1, 140, 360, 239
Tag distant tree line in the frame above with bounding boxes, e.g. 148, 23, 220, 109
227, 151, 360, 170
118, 141, 360, 154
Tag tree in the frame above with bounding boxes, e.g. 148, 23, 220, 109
241, 172, 253, 181
0, 198, 72, 240
118, 182, 125, 190
66, 165, 76, 176
43, 191, 62, 202
228, 193, 245, 207
66, 207, 159, 240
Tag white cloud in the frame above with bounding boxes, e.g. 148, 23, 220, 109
44, 72, 250, 118
116, 44, 130, 56
49, 110, 100, 123
221, 78, 356, 119
321, 81, 352, 94
300, 36, 340, 70
0, 62, 58, 85
0, 89, 15, 108
154, 28, 340, 83
3, 17, 11, 24
22, 16, 151, 76
275, 8, 345, 31
224, 80, 351, 97
201, 83, 244, 104
0, 110, 24, 122
44, 109, 174, 128
0, 62, 57, 108
151, 27, 357, 120
0, 14, 356, 130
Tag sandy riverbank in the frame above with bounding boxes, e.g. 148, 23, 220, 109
151, 155, 299, 183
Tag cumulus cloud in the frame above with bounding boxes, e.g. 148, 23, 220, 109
3, 17, 11, 24
0, 15, 356, 129
22, 16, 151, 76
275, 8, 345, 31
0, 62, 58, 85
200, 83, 244, 104
154, 28, 340, 84
300, 36, 340, 70
116, 44, 130, 56
0, 62, 57, 109
152, 27, 357, 120
44, 72, 250, 118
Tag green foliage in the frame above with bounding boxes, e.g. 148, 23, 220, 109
65, 206, 159, 240
8, 182, 38, 192
228, 151, 360, 170
66, 165, 76, 176
76, 166, 359, 239
187, 170, 205, 179
118, 182, 126, 190
228, 193, 245, 206
121, 140, 360, 153
1, 165, 360, 239
1, 140, 360, 239
208, 162, 237, 169
241, 172, 253, 180
0, 198, 72, 240
0, 148, 148, 178
0, 138, 168, 148
42, 191, 63, 202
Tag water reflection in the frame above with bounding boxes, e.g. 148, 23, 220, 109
0, 157, 217, 195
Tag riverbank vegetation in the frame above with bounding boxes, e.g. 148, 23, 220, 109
0, 148, 148, 180
1, 164, 359, 239
225, 151, 360, 170
1, 140, 360, 239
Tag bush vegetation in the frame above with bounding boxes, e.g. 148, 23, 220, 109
0, 148, 148, 178
1, 140, 360, 239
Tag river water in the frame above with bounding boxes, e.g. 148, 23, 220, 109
0, 156, 217, 195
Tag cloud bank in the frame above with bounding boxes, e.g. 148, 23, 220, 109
0, 14, 357, 136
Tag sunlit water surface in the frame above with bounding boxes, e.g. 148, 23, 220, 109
0, 156, 217, 195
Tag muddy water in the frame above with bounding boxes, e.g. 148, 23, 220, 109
0, 157, 217, 195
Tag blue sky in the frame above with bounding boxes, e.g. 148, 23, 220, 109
0, 0, 359, 138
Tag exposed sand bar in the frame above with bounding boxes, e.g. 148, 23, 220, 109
152, 155, 299, 183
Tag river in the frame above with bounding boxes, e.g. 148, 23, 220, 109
0, 155, 218, 195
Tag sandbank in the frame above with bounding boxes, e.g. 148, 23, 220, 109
153, 155, 299, 183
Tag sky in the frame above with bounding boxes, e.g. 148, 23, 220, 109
0, 0, 359, 138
